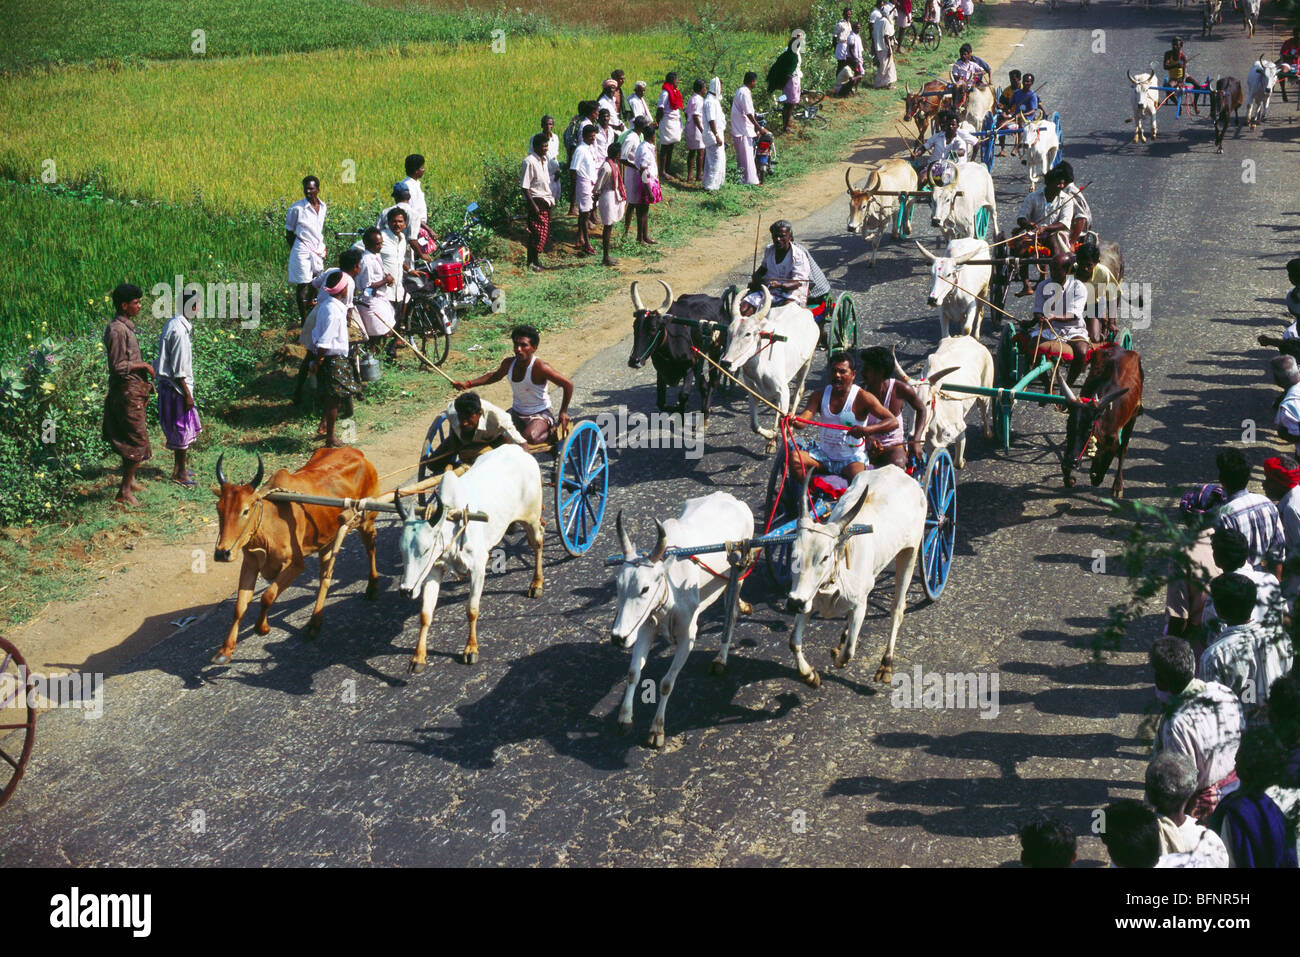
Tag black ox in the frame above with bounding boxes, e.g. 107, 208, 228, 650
1209, 77, 1244, 153
627, 280, 725, 422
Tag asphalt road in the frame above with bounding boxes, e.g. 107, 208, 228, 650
4, 4, 1297, 867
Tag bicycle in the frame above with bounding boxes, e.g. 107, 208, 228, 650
899, 19, 942, 52
792, 89, 829, 130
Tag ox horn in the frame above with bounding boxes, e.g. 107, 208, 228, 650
798, 468, 813, 520
616, 510, 636, 560
755, 284, 773, 323
1095, 386, 1131, 411
838, 478, 872, 532
393, 487, 409, 522
249, 453, 264, 491
928, 366, 962, 387
657, 279, 673, 313
951, 246, 982, 267
914, 240, 938, 263
215, 452, 228, 487
630, 281, 645, 313
891, 346, 911, 384
649, 520, 669, 563
846, 166, 855, 192
1127, 69, 1137, 85
904, 81, 911, 98
1059, 377, 1080, 406
728, 283, 744, 323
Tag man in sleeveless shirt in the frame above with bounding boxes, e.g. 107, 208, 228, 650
452, 324, 574, 443
860, 345, 931, 469
787, 351, 899, 482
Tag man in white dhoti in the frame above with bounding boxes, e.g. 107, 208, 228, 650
870, 1, 896, 89
683, 79, 707, 184
702, 77, 727, 192
597, 78, 625, 135
731, 72, 765, 186
571, 124, 601, 256
656, 72, 684, 179
352, 227, 397, 354
285, 174, 327, 323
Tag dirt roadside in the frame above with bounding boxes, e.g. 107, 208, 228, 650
11, 15, 1028, 679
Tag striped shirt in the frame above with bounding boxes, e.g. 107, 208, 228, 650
1216, 491, 1285, 569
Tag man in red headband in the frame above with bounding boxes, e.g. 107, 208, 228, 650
1263, 454, 1300, 598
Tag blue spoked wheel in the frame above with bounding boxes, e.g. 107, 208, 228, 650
555, 420, 609, 556
981, 111, 997, 170
1051, 111, 1063, 168
920, 448, 957, 601
974, 206, 991, 241
416, 412, 454, 508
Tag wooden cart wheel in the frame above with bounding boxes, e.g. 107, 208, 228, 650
417, 412, 454, 508
555, 420, 608, 556
1119, 328, 1133, 349
0, 637, 36, 810
920, 448, 957, 601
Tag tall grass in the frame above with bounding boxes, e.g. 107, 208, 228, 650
0, 0, 555, 71
1, 34, 772, 212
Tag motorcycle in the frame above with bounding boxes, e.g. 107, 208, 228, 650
404, 202, 503, 366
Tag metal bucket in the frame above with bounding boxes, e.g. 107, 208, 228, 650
358, 353, 382, 382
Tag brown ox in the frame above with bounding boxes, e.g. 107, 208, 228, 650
211, 447, 380, 664
845, 160, 919, 266
1059, 344, 1144, 498
904, 81, 950, 140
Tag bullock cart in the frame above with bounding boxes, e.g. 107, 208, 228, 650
976, 110, 1063, 171
1148, 79, 1213, 118
0, 637, 36, 810
761, 434, 958, 601
415, 415, 609, 556
923, 325, 1133, 452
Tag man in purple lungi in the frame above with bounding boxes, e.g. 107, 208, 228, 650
156, 287, 202, 487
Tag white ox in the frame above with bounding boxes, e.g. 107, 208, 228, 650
395, 444, 545, 671
915, 237, 993, 338
609, 495, 754, 748
785, 466, 926, 687
720, 286, 819, 450
1019, 116, 1059, 191
1246, 60, 1279, 128
895, 337, 994, 469
845, 160, 919, 267
960, 83, 996, 130
929, 161, 998, 246
1126, 70, 1160, 143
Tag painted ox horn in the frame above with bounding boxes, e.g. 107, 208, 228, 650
914, 240, 939, 263
656, 279, 673, 313
616, 510, 636, 560
394, 487, 409, 522
649, 520, 669, 562
630, 281, 645, 313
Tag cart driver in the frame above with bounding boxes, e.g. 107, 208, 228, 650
913, 110, 978, 174
452, 324, 573, 443
786, 350, 886, 483
742, 221, 831, 312
431, 391, 529, 467
1011, 161, 1090, 297
1020, 251, 1097, 391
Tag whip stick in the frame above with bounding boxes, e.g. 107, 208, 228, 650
753, 214, 762, 274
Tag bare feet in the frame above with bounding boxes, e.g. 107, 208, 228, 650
115, 491, 141, 506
